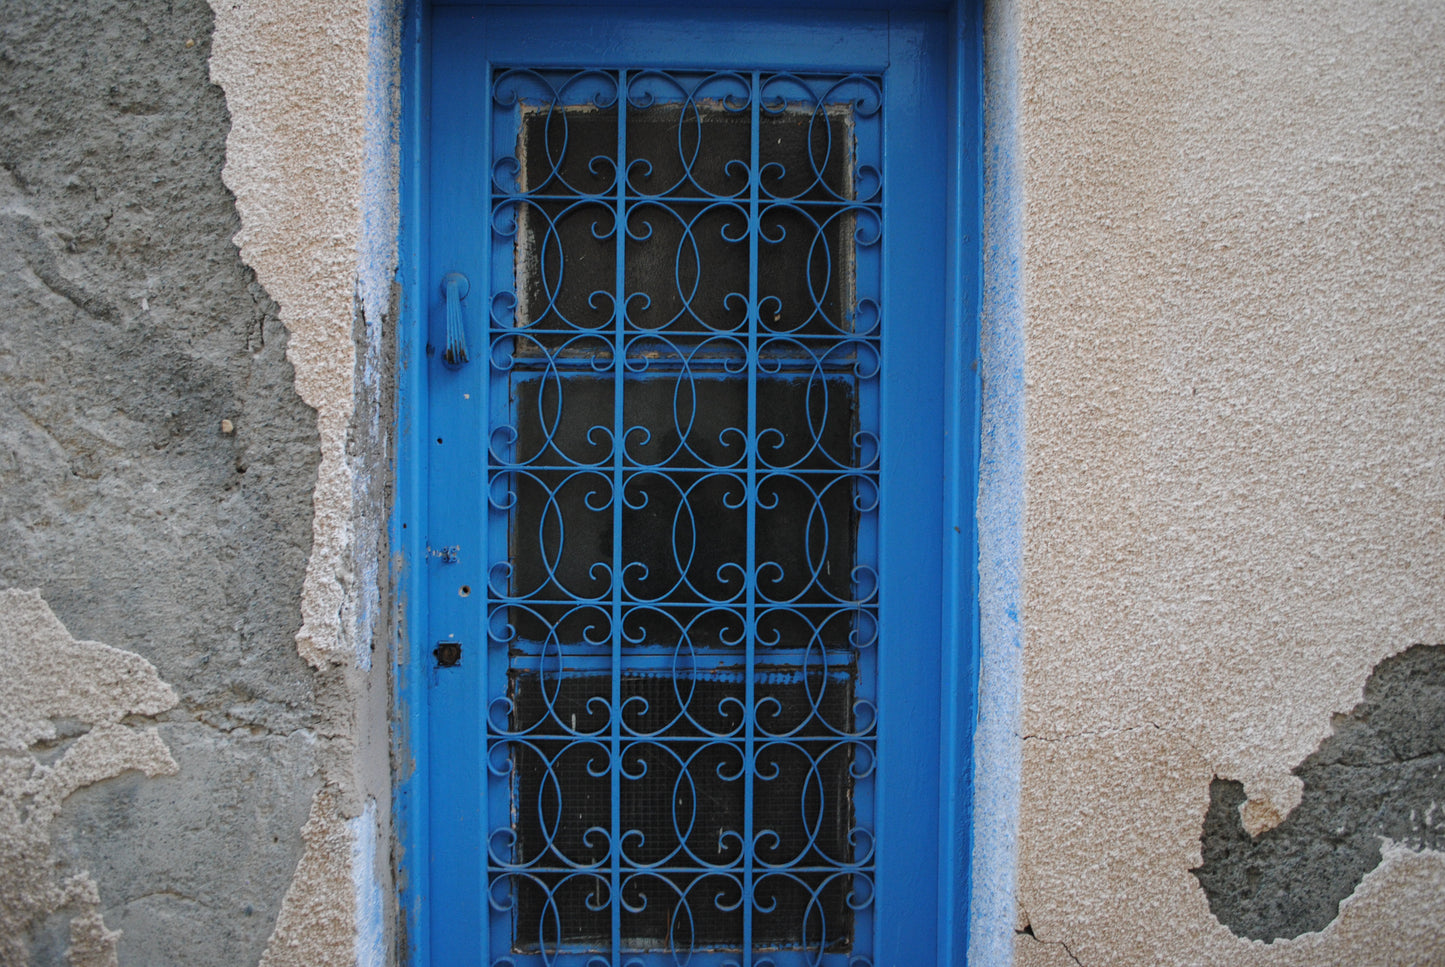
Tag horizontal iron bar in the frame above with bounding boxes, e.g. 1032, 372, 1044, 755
485, 465, 878, 475
495, 193, 883, 208
484, 866, 875, 874
503, 645, 859, 664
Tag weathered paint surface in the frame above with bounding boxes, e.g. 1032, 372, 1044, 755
969, 0, 1025, 962
1013, 0, 1445, 963
0, 590, 178, 966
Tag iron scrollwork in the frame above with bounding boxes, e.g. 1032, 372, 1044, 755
485, 66, 882, 965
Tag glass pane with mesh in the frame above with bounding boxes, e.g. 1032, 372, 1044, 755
485, 67, 881, 961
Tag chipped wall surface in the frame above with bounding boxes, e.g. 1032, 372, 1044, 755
5, 0, 1444, 964
203, 0, 402, 962
206, 0, 392, 672
0, 0, 396, 962
1012, 0, 1445, 964
0, 590, 178, 967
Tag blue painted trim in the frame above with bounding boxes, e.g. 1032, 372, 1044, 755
940, 0, 985, 963
394, 2, 433, 965
462, 6, 891, 72
873, 13, 948, 964
424, 16, 492, 959
446, 0, 949, 8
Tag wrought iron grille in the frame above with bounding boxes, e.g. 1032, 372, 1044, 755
483, 67, 882, 965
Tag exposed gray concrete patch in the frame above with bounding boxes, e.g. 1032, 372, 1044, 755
206, 0, 392, 670
55, 724, 322, 965
0, 589, 178, 966
1017, 726, 1445, 965
258, 786, 359, 967
1194, 644, 1445, 941
0, 0, 327, 960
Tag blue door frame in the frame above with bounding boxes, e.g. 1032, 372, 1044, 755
394, 3, 983, 964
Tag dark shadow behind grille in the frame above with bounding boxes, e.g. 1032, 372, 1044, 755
514, 104, 857, 347
507, 374, 861, 649
496, 73, 876, 959
510, 670, 857, 951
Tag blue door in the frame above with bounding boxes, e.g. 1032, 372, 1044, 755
415, 6, 950, 964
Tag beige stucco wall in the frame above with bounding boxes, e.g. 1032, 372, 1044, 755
1013, 0, 1445, 964
194, 0, 1444, 963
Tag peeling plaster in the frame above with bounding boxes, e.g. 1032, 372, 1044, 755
257, 786, 360, 967
0, 589, 178, 966
206, 0, 398, 671
1014, 0, 1445, 962
203, 0, 400, 960
1016, 730, 1445, 966
1193, 645, 1445, 941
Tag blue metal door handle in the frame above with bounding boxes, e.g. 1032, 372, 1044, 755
441, 271, 470, 367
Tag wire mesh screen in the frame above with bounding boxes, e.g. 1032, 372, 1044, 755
484, 67, 881, 965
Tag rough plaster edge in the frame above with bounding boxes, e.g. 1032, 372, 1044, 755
206, 0, 366, 671
1230, 640, 1421, 838
1278, 841, 1445, 960
204, 1, 400, 962
257, 786, 358, 967
354, 0, 403, 673
0, 589, 179, 967
1214, 842, 1445, 963
968, 0, 1025, 963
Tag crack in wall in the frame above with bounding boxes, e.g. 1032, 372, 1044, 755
1016, 924, 1085, 966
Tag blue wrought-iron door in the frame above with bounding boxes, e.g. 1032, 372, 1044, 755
422, 6, 947, 965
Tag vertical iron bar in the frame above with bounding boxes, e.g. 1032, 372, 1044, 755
742, 69, 761, 966
479, 62, 494, 962
611, 67, 628, 966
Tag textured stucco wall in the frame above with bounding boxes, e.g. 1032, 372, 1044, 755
0, 0, 397, 962
1012, 1, 1445, 964
7, 0, 1442, 964
0, 1, 332, 962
